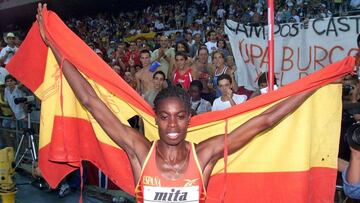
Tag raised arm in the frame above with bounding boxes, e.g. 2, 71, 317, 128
197, 89, 315, 183
36, 4, 151, 169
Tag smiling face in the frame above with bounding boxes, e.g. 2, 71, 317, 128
155, 97, 191, 146
175, 55, 186, 69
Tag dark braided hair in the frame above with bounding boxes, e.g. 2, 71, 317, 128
154, 86, 191, 114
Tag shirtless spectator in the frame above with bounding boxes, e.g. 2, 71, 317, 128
135, 50, 156, 95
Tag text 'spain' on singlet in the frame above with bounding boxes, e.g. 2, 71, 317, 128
135, 141, 206, 203
173, 68, 193, 89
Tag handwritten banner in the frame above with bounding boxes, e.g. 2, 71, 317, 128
225, 16, 360, 90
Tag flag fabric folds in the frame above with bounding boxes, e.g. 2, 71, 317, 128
6, 9, 355, 202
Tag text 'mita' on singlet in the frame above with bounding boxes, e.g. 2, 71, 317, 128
136, 141, 206, 203
143, 186, 199, 202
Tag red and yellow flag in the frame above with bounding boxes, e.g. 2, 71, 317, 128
7, 9, 355, 202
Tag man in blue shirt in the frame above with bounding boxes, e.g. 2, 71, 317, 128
342, 124, 360, 199
342, 147, 360, 199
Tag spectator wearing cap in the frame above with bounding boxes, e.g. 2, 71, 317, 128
0, 32, 18, 67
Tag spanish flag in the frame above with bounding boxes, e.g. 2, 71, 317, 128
6, 9, 355, 202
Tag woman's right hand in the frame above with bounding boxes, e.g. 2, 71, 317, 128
36, 3, 50, 46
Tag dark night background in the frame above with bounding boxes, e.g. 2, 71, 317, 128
0, 0, 179, 32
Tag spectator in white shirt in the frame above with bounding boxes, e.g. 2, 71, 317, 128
4, 75, 26, 127
216, 6, 226, 19
290, 9, 301, 23
0, 32, 18, 67
205, 30, 217, 54
212, 74, 247, 111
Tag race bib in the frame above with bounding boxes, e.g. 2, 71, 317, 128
143, 186, 199, 203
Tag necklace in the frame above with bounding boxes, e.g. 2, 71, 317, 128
156, 144, 190, 176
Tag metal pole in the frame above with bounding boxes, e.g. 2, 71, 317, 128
267, 0, 275, 91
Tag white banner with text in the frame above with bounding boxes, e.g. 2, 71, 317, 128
225, 16, 360, 90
